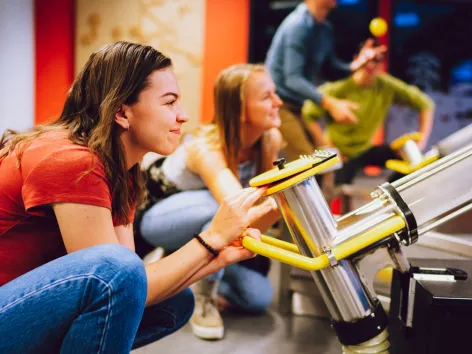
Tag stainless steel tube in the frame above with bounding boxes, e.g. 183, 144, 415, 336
395, 145, 472, 235
333, 199, 397, 246
436, 123, 472, 157
273, 176, 374, 322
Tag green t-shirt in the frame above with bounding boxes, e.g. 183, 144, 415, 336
302, 74, 434, 158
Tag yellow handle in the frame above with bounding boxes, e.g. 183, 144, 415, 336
243, 216, 405, 271
386, 159, 413, 174
260, 235, 301, 254
243, 236, 329, 270
387, 154, 439, 174
390, 132, 423, 150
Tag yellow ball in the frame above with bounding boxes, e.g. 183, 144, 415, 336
369, 18, 388, 37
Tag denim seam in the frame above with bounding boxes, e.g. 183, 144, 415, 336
0, 273, 113, 354
155, 307, 177, 327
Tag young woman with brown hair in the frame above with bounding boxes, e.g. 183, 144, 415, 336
0, 42, 270, 353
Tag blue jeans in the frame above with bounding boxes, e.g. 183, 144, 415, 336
0, 244, 193, 353
140, 190, 273, 313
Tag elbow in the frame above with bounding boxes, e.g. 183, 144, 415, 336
423, 95, 436, 112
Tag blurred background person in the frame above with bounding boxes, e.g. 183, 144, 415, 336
265, 0, 386, 161
302, 40, 434, 185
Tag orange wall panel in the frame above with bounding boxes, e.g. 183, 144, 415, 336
35, 0, 75, 124
200, 0, 250, 123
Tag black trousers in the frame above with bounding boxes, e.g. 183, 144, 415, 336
335, 145, 403, 185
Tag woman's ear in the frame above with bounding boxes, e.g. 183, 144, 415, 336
114, 105, 130, 131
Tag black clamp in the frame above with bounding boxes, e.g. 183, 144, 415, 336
379, 182, 418, 246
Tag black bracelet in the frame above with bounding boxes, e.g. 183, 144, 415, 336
194, 234, 219, 257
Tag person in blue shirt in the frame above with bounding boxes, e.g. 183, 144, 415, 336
266, 0, 386, 161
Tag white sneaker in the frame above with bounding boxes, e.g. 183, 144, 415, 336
190, 294, 224, 340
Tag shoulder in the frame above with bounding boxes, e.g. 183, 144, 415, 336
20, 132, 112, 213
377, 74, 434, 108
377, 73, 422, 93
377, 73, 407, 88
184, 136, 227, 173
319, 77, 353, 95
281, 5, 314, 40
21, 132, 105, 179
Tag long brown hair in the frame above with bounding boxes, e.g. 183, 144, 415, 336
195, 63, 272, 177
0, 42, 172, 224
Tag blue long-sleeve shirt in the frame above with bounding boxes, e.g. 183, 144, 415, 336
266, 3, 351, 106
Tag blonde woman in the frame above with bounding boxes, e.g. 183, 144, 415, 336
0, 43, 271, 353
136, 64, 283, 340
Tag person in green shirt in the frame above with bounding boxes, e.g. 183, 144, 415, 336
302, 42, 435, 184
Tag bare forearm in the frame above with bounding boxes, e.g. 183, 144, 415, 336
307, 121, 329, 147
418, 109, 434, 147
144, 236, 215, 306
161, 256, 225, 301
419, 109, 433, 140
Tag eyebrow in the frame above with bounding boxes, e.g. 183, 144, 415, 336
160, 92, 179, 99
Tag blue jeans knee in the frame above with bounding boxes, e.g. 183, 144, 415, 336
132, 288, 195, 348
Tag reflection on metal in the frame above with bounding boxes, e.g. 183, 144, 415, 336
273, 177, 373, 322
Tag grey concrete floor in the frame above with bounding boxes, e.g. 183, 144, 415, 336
132, 311, 343, 354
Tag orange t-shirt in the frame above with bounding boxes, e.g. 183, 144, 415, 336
0, 131, 134, 286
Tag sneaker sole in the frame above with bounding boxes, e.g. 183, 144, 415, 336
190, 322, 224, 340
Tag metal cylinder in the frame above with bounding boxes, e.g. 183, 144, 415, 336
436, 123, 472, 157
399, 140, 423, 167
334, 199, 397, 246
273, 176, 374, 322
395, 144, 472, 235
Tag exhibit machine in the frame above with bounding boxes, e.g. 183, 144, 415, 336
242, 124, 472, 353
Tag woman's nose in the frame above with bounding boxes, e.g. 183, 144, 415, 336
273, 93, 283, 107
177, 104, 189, 123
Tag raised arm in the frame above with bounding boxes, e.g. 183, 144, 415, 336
417, 109, 434, 150
186, 134, 281, 233
386, 74, 435, 149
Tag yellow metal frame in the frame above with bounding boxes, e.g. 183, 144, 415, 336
243, 216, 405, 271
390, 132, 423, 151
249, 158, 319, 187
263, 156, 341, 196
386, 153, 439, 174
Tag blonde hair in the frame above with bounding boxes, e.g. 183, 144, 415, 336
194, 63, 273, 177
